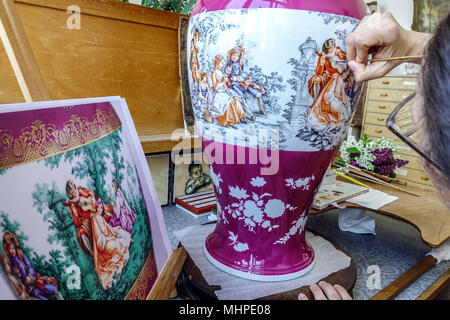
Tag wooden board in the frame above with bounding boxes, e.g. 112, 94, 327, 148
181, 228, 357, 300
148, 247, 188, 300
416, 269, 450, 300
0, 0, 200, 152
371, 255, 437, 300
0, 0, 50, 102
311, 177, 450, 248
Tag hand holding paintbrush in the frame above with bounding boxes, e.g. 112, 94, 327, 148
346, 12, 432, 82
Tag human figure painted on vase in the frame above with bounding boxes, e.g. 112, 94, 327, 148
190, 29, 201, 89
224, 46, 266, 119
109, 179, 137, 234
198, 72, 213, 123
307, 38, 352, 130
204, 55, 247, 127
2, 231, 63, 300
63, 180, 132, 290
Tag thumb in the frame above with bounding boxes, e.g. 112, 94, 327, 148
348, 60, 368, 82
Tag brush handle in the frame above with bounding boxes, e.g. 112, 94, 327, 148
367, 55, 423, 63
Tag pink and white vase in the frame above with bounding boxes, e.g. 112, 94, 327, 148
187, 0, 367, 281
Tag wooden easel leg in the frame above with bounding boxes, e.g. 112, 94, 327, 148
416, 269, 450, 300
147, 247, 187, 300
0, 0, 50, 102
371, 255, 437, 300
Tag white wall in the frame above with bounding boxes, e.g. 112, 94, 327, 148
366, 0, 415, 30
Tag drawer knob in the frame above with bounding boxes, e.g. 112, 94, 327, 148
377, 117, 385, 121
375, 129, 383, 134
382, 80, 390, 84
378, 105, 386, 109
380, 93, 388, 97
420, 176, 429, 181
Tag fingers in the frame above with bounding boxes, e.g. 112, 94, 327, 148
348, 60, 397, 82
317, 281, 342, 300
309, 283, 328, 300
300, 282, 353, 301
333, 284, 353, 300
346, 12, 406, 81
298, 292, 309, 300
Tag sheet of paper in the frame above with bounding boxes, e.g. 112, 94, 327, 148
346, 189, 398, 210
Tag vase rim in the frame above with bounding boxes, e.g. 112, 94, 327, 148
191, 0, 368, 20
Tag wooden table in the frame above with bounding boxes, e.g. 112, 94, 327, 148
311, 179, 450, 248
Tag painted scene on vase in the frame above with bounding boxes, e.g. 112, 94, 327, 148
188, 8, 364, 152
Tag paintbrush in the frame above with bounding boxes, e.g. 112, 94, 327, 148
334, 163, 420, 196
345, 170, 421, 197
366, 55, 423, 63
347, 163, 408, 186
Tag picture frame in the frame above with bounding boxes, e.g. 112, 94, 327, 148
412, 0, 450, 32
172, 149, 214, 203
146, 152, 171, 207
179, 16, 197, 136
0, 97, 172, 300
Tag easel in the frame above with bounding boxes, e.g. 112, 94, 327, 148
0, 0, 187, 300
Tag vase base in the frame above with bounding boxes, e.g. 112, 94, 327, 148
204, 244, 316, 282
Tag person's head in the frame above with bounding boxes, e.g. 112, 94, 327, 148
214, 55, 224, 70
229, 46, 245, 63
200, 72, 208, 83
66, 180, 76, 200
189, 162, 203, 179
322, 38, 336, 54
112, 179, 118, 192
2, 231, 18, 258
193, 29, 200, 42
231, 50, 240, 62
413, 12, 450, 207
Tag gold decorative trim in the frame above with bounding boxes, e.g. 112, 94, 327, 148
125, 250, 158, 300
0, 107, 121, 170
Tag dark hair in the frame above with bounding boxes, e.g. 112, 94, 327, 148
188, 162, 202, 175
420, 11, 450, 187
322, 38, 336, 53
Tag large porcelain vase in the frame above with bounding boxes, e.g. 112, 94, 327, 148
187, 0, 367, 281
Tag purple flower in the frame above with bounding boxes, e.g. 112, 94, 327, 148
368, 148, 409, 177
350, 160, 360, 168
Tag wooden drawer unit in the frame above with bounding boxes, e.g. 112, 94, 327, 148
361, 75, 433, 190
397, 153, 425, 171
370, 77, 417, 90
367, 88, 414, 103
364, 112, 388, 126
364, 124, 399, 141
366, 100, 399, 115
395, 167, 433, 186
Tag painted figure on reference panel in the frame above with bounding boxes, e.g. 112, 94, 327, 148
109, 179, 137, 234
91, 198, 132, 290
2, 231, 63, 300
